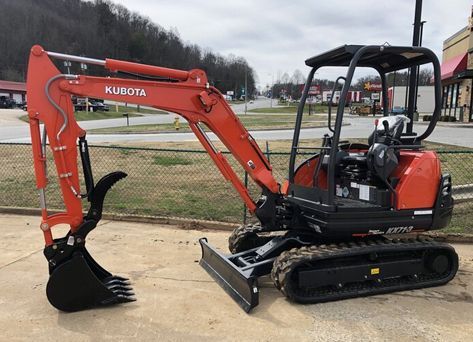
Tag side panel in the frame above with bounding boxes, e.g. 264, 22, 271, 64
293, 155, 327, 189
394, 151, 440, 210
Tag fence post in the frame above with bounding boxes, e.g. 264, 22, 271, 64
242, 171, 248, 225
265, 141, 271, 163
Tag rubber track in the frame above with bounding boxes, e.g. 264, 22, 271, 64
228, 224, 272, 253
271, 236, 458, 303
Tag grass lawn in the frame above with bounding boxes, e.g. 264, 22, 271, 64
90, 114, 328, 134
0, 139, 471, 233
249, 103, 329, 114
19, 105, 167, 123
99, 138, 473, 233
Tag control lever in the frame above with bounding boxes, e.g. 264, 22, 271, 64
382, 120, 392, 145
382, 120, 390, 134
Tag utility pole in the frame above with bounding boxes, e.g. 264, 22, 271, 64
80, 63, 89, 113
406, 0, 423, 134
64, 61, 71, 74
414, 20, 427, 111
392, 71, 396, 112
244, 65, 248, 115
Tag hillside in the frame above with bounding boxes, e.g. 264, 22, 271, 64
0, 0, 255, 96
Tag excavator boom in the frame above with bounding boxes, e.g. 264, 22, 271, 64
27, 45, 280, 311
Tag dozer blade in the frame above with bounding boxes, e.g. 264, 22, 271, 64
199, 238, 259, 313
46, 248, 135, 312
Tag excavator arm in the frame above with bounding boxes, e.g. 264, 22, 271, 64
27, 45, 279, 246
27, 45, 281, 311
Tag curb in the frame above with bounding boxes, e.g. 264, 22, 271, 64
89, 123, 348, 135
416, 121, 473, 129
1, 206, 471, 243
0, 206, 237, 232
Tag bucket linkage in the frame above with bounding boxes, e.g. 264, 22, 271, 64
43, 171, 135, 312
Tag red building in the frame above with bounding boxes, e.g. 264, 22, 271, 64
0, 80, 26, 103
440, 6, 473, 122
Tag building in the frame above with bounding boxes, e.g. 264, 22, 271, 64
441, 6, 473, 122
0, 80, 26, 103
388, 86, 435, 115
322, 90, 362, 104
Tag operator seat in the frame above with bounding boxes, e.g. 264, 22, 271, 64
339, 115, 409, 182
366, 115, 409, 182
367, 115, 407, 146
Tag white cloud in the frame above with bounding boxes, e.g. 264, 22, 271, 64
112, 0, 472, 86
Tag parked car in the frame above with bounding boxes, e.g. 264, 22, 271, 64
0, 96, 17, 108
74, 100, 109, 112
74, 101, 92, 112
92, 101, 109, 112
18, 101, 27, 110
390, 106, 407, 115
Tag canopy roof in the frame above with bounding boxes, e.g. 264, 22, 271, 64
305, 45, 435, 73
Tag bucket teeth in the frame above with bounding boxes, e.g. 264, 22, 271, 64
106, 284, 133, 292
45, 251, 136, 312
107, 275, 129, 282
112, 290, 135, 297
106, 282, 132, 289
101, 293, 136, 306
104, 277, 135, 299
104, 278, 131, 287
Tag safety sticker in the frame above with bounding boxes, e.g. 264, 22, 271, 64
359, 184, 370, 201
414, 210, 433, 215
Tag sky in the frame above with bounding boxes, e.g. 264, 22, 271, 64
112, 0, 472, 88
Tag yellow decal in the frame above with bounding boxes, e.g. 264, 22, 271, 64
371, 268, 380, 275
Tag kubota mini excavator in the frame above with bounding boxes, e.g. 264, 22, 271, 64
26, 44, 457, 313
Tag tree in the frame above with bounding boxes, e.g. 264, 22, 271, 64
291, 69, 305, 85
0, 0, 256, 97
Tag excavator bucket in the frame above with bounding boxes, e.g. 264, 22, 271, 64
43, 171, 135, 312
46, 247, 135, 312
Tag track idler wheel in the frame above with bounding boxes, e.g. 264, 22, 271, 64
228, 225, 273, 253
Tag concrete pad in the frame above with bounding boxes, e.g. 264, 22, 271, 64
0, 214, 472, 341
0, 108, 27, 127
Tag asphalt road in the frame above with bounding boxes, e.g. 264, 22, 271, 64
1, 214, 472, 341
1, 99, 473, 147
0, 98, 273, 142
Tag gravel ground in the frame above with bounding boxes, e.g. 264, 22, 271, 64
0, 214, 472, 341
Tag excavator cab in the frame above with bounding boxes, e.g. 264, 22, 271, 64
200, 45, 458, 312
286, 45, 453, 236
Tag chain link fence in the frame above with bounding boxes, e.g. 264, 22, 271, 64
0, 143, 472, 233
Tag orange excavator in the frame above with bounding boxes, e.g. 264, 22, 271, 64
26, 44, 458, 312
